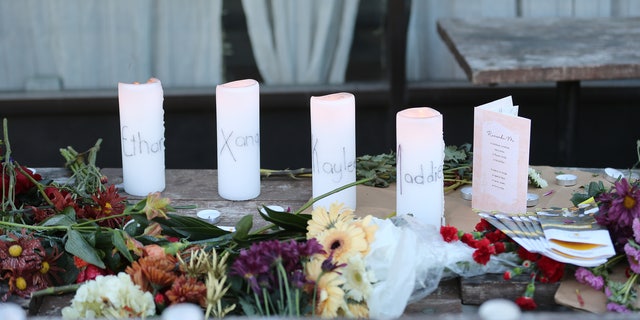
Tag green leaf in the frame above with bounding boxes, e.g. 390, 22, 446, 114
154, 213, 231, 241
258, 206, 310, 232
40, 214, 76, 227
112, 230, 134, 263
233, 215, 253, 242
65, 230, 105, 269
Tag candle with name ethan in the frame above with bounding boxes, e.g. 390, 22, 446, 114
310, 92, 356, 210
216, 79, 260, 200
396, 107, 445, 228
118, 78, 165, 196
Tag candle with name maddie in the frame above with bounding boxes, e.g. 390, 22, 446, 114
396, 107, 445, 228
216, 79, 260, 200
118, 78, 165, 196
310, 92, 356, 210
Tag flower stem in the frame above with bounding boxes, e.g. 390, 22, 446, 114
31, 283, 81, 297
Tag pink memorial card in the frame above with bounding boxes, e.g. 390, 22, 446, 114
471, 96, 531, 214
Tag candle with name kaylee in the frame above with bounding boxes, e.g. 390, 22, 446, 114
216, 79, 260, 200
118, 78, 165, 196
396, 107, 445, 228
310, 92, 356, 210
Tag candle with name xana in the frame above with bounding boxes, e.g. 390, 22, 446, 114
310, 92, 356, 210
118, 78, 165, 196
396, 107, 445, 228
216, 79, 260, 200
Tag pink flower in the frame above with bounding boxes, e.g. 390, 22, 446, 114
633, 218, 640, 243
574, 267, 604, 290
623, 242, 640, 274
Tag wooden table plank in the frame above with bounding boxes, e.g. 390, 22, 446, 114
436, 17, 640, 85
437, 17, 640, 166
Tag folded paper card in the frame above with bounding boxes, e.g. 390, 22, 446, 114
478, 201, 615, 267
472, 96, 531, 214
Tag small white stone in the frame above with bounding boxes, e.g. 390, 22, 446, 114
161, 303, 204, 320
478, 298, 521, 320
0, 303, 27, 320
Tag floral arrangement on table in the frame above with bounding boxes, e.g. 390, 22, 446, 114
6, 115, 638, 318
568, 141, 640, 312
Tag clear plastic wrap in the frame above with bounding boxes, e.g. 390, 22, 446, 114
365, 216, 520, 319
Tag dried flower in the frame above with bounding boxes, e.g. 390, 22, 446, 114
142, 192, 171, 220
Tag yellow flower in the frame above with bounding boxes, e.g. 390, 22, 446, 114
344, 301, 369, 318
306, 258, 345, 318
307, 203, 355, 239
315, 222, 367, 264
353, 215, 378, 255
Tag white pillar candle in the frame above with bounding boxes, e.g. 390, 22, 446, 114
216, 79, 260, 200
396, 107, 445, 228
310, 92, 356, 210
118, 78, 165, 196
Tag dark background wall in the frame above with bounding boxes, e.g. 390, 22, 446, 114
1, 1, 639, 170
2, 82, 639, 170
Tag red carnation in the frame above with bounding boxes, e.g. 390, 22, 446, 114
472, 240, 496, 265
440, 225, 459, 242
493, 242, 506, 254
517, 246, 540, 262
475, 219, 493, 232
515, 296, 537, 310
460, 233, 478, 247
486, 229, 506, 243
535, 256, 565, 283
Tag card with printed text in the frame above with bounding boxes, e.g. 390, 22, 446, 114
471, 96, 531, 214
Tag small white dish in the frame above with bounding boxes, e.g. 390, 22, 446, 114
604, 167, 624, 183
197, 209, 221, 223
555, 174, 577, 186
460, 186, 472, 201
526, 193, 539, 207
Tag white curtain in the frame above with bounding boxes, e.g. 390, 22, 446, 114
241, 0, 360, 85
0, 0, 223, 91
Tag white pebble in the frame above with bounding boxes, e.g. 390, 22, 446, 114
161, 303, 204, 320
0, 303, 26, 320
479, 298, 521, 320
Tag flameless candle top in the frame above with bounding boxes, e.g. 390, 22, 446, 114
310, 93, 354, 111
397, 107, 441, 120
216, 79, 259, 115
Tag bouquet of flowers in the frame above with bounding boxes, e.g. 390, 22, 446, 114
569, 140, 640, 312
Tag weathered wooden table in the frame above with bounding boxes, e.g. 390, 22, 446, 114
21, 167, 640, 318
437, 17, 640, 165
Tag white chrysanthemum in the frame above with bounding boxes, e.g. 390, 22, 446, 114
342, 255, 375, 302
528, 167, 548, 188
61, 272, 155, 320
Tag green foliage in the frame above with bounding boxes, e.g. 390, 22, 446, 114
570, 181, 607, 206
356, 152, 396, 187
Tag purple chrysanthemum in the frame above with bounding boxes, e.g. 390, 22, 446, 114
574, 267, 604, 290
607, 302, 631, 313
230, 239, 324, 295
624, 242, 640, 274
596, 178, 640, 247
